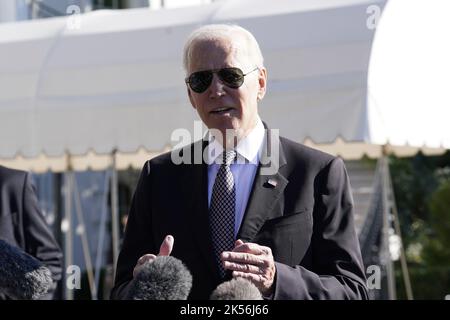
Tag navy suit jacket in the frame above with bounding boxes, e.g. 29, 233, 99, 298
111, 126, 368, 300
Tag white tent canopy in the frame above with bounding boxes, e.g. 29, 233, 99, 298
0, 0, 448, 172
367, 0, 450, 149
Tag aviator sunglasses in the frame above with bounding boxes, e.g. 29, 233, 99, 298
185, 67, 259, 93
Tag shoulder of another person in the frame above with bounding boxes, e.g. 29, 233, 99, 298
0, 166, 28, 189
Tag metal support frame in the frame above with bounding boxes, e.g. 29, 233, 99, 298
380, 147, 414, 300
111, 149, 120, 280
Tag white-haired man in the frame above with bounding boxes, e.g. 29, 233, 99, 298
111, 24, 368, 300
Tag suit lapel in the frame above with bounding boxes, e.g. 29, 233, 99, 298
237, 126, 288, 242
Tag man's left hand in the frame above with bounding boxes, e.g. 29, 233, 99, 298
221, 239, 276, 295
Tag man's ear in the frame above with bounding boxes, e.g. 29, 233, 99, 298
187, 87, 197, 109
257, 67, 267, 101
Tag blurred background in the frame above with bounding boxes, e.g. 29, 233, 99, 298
0, 0, 449, 300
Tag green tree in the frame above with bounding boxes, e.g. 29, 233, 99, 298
423, 180, 450, 266
390, 151, 450, 299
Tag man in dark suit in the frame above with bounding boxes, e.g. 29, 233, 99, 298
111, 24, 368, 300
0, 165, 63, 299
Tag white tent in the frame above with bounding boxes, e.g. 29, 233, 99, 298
0, 0, 449, 173
2, 0, 449, 300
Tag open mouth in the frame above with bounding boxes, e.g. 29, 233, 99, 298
210, 107, 234, 115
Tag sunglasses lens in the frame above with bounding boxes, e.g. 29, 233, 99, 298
189, 71, 212, 93
218, 68, 244, 88
187, 68, 247, 93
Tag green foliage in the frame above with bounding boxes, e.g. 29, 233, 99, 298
423, 180, 450, 266
396, 265, 450, 300
389, 153, 437, 244
389, 150, 450, 299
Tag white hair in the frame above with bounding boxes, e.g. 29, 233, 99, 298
182, 24, 264, 74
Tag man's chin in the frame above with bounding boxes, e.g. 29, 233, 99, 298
210, 126, 248, 148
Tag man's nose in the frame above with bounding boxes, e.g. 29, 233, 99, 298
208, 73, 226, 99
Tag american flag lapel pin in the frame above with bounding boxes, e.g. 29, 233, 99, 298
266, 178, 278, 188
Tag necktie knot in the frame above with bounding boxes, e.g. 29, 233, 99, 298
222, 150, 237, 166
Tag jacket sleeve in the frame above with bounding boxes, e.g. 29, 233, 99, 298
110, 161, 156, 299
22, 172, 63, 299
273, 157, 369, 300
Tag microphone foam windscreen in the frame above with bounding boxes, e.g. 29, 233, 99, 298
127, 255, 193, 300
210, 277, 263, 300
0, 239, 53, 300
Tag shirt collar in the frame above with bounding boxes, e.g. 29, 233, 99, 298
207, 117, 265, 165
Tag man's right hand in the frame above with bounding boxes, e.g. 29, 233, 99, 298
132, 235, 174, 278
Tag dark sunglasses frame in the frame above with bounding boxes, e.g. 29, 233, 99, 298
185, 67, 259, 93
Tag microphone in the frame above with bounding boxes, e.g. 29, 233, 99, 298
127, 256, 193, 300
0, 239, 53, 300
210, 277, 263, 300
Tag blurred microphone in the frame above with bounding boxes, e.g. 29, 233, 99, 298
127, 256, 193, 300
0, 239, 53, 300
210, 277, 263, 300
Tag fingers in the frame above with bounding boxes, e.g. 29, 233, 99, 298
232, 271, 265, 285
221, 251, 267, 267
133, 265, 144, 278
221, 251, 271, 277
222, 241, 276, 294
221, 242, 273, 277
133, 234, 174, 278
232, 241, 271, 256
158, 235, 174, 256
223, 260, 263, 274
133, 254, 156, 278
234, 239, 245, 247
137, 254, 157, 265
231, 264, 276, 295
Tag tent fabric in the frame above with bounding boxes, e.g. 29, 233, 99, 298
0, 0, 447, 172
366, 0, 450, 149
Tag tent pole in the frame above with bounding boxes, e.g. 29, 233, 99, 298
73, 176, 97, 300
53, 171, 64, 299
94, 170, 111, 300
64, 153, 74, 300
111, 149, 120, 280
381, 146, 396, 300
386, 162, 414, 300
